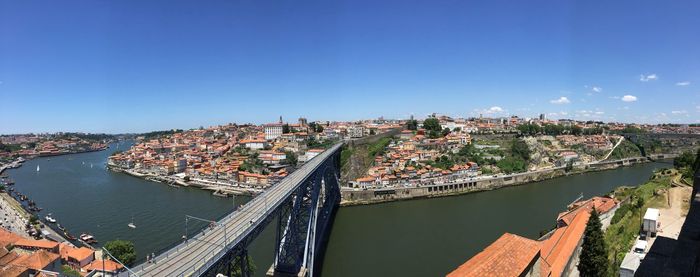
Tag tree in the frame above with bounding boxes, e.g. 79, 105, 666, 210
104, 240, 136, 266
511, 139, 531, 161
674, 150, 696, 169
284, 150, 298, 166
282, 124, 291, 134
61, 265, 81, 277
29, 215, 39, 225
578, 209, 609, 277
571, 125, 583, 136
422, 118, 441, 132
441, 128, 451, 137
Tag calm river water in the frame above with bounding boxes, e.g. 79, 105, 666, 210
5, 141, 669, 276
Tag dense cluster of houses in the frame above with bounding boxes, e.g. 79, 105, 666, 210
0, 135, 107, 161
109, 118, 402, 187
0, 229, 123, 276
353, 129, 476, 188
556, 134, 617, 150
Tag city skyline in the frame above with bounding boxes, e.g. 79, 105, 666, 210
2, 0, 700, 134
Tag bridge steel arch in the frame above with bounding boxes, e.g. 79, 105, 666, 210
182, 143, 341, 277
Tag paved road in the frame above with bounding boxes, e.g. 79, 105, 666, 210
129, 143, 341, 277
0, 193, 29, 236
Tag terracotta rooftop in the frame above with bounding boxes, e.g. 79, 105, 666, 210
84, 259, 124, 273
67, 246, 94, 262
0, 265, 28, 276
0, 229, 23, 248
13, 249, 60, 271
447, 233, 541, 277
14, 238, 59, 251
540, 209, 591, 277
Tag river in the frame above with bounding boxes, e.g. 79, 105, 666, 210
4, 141, 669, 276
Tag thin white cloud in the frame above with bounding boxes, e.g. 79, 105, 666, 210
574, 110, 604, 119
640, 74, 658, 82
550, 96, 571, 104
475, 106, 505, 115
621, 95, 638, 102
485, 106, 503, 113
592, 86, 602, 93
671, 110, 687, 114
676, 81, 690, 86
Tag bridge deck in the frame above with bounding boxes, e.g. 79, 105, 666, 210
128, 144, 342, 277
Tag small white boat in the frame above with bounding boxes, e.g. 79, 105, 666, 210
79, 233, 98, 244
45, 214, 56, 223
36, 165, 40, 172
128, 216, 136, 229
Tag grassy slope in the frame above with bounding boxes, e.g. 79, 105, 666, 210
340, 137, 393, 184
604, 172, 671, 274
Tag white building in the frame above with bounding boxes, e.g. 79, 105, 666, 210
242, 139, 267, 150
348, 126, 365, 138
264, 123, 284, 140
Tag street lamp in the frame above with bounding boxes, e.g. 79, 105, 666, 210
185, 215, 228, 249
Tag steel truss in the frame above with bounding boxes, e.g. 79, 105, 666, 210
200, 147, 341, 277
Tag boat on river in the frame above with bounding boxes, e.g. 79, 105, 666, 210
80, 233, 98, 244
64, 231, 77, 241
45, 214, 57, 223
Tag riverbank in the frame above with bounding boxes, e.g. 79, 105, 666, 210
1, 189, 78, 247
0, 146, 109, 174
2, 141, 237, 264
340, 154, 677, 206
0, 191, 30, 235
107, 165, 263, 197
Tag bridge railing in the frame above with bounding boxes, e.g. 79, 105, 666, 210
128, 143, 343, 277
191, 143, 343, 276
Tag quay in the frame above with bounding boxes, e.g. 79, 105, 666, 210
341, 154, 677, 206
108, 166, 266, 196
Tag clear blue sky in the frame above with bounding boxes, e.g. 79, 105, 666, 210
1, 0, 699, 134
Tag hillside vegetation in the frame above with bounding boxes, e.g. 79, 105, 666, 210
340, 136, 393, 183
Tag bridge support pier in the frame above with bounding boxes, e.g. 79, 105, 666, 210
162, 144, 344, 277
265, 266, 307, 277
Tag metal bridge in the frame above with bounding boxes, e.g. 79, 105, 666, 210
123, 143, 343, 277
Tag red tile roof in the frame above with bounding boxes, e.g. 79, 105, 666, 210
84, 259, 124, 273
540, 209, 591, 277
0, 228, 24, 248
447, 233, 541, 277
14, 238, 59, 251
12, 249, 60, 271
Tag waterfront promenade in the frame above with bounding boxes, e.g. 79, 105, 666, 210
341, 154, 675, 206
0, 192, 29, 237
129, 143, 342, 276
